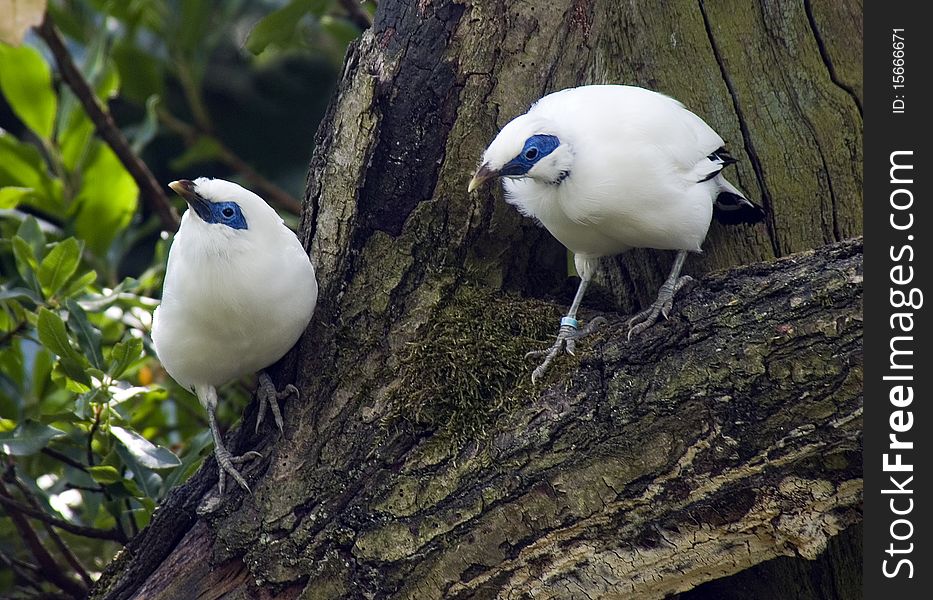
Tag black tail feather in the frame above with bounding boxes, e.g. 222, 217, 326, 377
713, 191, 766, 225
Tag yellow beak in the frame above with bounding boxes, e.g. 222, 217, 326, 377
467, 164, 497, 193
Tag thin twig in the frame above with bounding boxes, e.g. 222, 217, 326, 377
0, 481, 87, 598
87, 405, 101, 467
158, 109, 303, 214
0, 486, 126, 542
0, 320, 27, 347
41, 448, 88, 472
64, 483, 106, 493
0, 549, 44, 593
11, 476, 93, 586
35, 14, 180, 232
85, 405, 130, 541
340, 0, 374, 30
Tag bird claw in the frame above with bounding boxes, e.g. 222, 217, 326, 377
528, 317, 607, 384
216, 447, 262, 495
626, 275, 692, 340
255, 373, 298, 434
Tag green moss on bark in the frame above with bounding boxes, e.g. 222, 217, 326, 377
381, 285, 590, 440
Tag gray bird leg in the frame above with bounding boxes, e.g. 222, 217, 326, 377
255, 372, 298, 433
198, 384, 260, 495
626, 250, 693, 340
526, 276, 607, 383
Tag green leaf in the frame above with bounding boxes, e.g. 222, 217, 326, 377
15, 215, 45, 255
128, 95, 161, 156
37, 307, 83, 363
11, 236, 39, 283
0, 419, 65, 456
320, 15, 363, 46
0, 132, 43, 186
71, 143, 139, 255
95, 59, 120, 101
74, 387, 102, 420
245, 0, 328, 55
29, 346, 53, 402
109, 337, 143, 379
0, 186, 32, 209
38, 238, 83, 299
0, 133, 63, 214
65, 299, 103, 370
173, 0, 212, 55
0, 43, 58, 139
59, 270, 97, 299
161, 428, 212, 492
0, 286, 40, 304
102, 477, 145, 499
87, 465, 122, 484
112, 440, 165, 498
110, 425, 180, 469
58, 107, 96, 172
112, 41, 164, 105
0, 1, 47, 46
58, 359, 92, 390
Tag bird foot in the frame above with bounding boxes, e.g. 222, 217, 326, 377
626, 275, 693, 340
216, 445, 262, 495
526, 316, 607, 384
255, 372, 298, 433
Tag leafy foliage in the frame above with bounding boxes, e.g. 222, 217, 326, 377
0, 0, 372, 595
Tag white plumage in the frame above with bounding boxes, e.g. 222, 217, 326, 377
152, 178, 317, 493
469, 85, 764, 380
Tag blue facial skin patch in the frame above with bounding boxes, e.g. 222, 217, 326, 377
500, 134, 562, 177
208, 201, 248, 230
190, 198, 249, 230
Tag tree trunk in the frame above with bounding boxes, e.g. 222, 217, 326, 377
91, 0, 863, 598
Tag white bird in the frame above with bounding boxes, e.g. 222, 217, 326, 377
469, 85, 764, 381
152, 178, 317, 493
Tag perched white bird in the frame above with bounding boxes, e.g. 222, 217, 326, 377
469, 85, 764, 381
152, 178, 317, 493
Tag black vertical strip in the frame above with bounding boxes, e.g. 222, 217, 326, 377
353, 0, 466, 245
864, 1, 931, 597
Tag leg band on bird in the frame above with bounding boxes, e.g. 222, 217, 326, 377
526, 275, 605, 383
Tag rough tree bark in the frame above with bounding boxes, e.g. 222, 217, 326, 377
91, 0, 862, 598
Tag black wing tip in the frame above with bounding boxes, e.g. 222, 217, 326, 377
713, 192, 766, 225
708, 147, 738, 166
700, 147, 740, 183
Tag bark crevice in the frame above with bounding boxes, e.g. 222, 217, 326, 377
802, 0, 864, 117
697, 0, 780, 258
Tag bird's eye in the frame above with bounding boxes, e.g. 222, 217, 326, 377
525, 147, 539, 160
221, 207, 235, 218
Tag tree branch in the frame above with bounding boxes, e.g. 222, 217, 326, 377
41, 447, 89, 472
35, 13, 180, 232
0, 481, 87, 598
0, 486, 126, 543
90, 239, 863, 600
0, 549, 44, 594
10, 475, 93, 586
